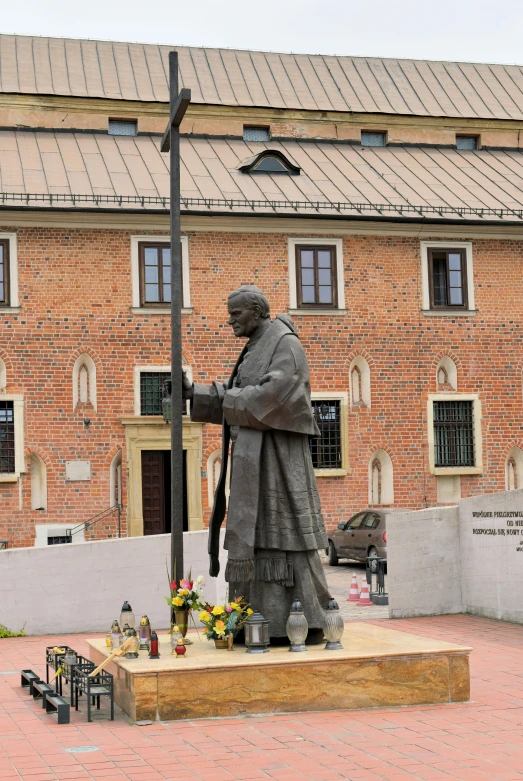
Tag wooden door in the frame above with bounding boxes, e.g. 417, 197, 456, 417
142, 451, 165, 535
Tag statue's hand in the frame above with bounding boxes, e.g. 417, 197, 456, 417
209, 554, 220, 578
182, 369, 194, 400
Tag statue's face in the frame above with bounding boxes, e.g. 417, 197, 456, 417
227, 294, 260, 338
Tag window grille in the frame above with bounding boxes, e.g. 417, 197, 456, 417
456, 136, 478, 150
108, 120, 137, 136
140, 372, 170, 416
433, 400, 474, 467
0, 400, 14, 473
48, 535, 72, 545
361, 131, 386, 147
243, 126, 270, 141
310, 400, 342, 469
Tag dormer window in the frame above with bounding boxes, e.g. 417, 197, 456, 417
239, 151, 300, 175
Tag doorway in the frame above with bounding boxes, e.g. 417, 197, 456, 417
141, 450, 187, 535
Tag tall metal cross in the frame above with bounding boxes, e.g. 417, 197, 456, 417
161, 51, 190, 584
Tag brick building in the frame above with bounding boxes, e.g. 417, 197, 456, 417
1, 35, 523, 548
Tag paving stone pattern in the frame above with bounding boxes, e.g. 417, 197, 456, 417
2, 613, 523, 780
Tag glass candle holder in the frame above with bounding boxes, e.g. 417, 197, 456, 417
120, 601, 135, 630
171, 625, 182, 655
110, 620, 123, 649
286, 601, 308, 652
124, 628, 140, 658
149, 630, 160, 659
139, 615, 151, 651
323, 598, 344, 650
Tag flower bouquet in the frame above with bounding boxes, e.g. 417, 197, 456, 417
165, 569, 205, 643
199, 597, 253, 649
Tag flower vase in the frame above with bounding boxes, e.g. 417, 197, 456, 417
174, 609, 192, 645
214, 637, 229, 649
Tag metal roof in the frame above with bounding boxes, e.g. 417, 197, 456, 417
4, 34, 523, 120
3, 130, 523, 221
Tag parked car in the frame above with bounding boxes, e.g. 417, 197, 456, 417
327, 510, 387, 568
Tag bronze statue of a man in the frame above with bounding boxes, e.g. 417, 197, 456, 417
182, 286, 330, 640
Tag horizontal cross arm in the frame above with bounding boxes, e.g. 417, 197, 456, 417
160, 88, 192, 153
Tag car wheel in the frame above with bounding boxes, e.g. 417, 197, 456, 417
368, 546, 378, 572
328, 541, 339, 566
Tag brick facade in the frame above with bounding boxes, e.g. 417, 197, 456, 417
2, 224, 522, 547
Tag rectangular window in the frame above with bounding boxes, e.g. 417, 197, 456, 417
243, 126, 270, 141
428, 249, 467, 309
361, 131, 386, 147
433, 400, 474, 467
47, 534, 72, 545
0, 400, 15, 473
456, 136, 478, 150
310, 400, 342, 469
0, 240, 9, 306
140, 372, 170, 415
296, 246, 337, 308
139, 243, 172, 306
109, 119, 137, 136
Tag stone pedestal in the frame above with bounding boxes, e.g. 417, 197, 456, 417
86, 623, 471, 721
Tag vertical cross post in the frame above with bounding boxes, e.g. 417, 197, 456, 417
161, 52, 191, 584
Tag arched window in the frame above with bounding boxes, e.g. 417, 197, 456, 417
72, 354, 97, 410
349, 356, 371, 409
207, 449, 230, 508
110, 451, 123, 507
436, 356, 457, 391
505, 447, 523, 491
368, 450, 394, 505
29, 454, 47, 511
0, 357, 6, 394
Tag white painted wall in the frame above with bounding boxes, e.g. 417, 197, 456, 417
387, 506, 462, 619
0, 530, 227, 635
387, 488, 523, 624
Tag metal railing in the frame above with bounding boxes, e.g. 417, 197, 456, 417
66, 504, 122, 541
2, 190, 523, 221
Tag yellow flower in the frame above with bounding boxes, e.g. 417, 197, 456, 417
230, 602, 240, 611
199, 611, 211, 623
181, 588, 189, 596
212, 605, 224, 616
172, 596, 183, 607
214, 620, 226, 636
246, 608, 253, 616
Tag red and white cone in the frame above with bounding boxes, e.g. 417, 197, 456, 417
347, 573, 360, 602
358, 578, 372, 606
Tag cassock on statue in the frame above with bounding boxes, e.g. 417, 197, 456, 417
189, 288, 331, 639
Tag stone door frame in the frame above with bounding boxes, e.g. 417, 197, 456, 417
120, 416, 203, 536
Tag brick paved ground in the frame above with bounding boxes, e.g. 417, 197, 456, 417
1, 613, 523, 781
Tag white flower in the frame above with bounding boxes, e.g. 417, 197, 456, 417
196, 575, 204, 585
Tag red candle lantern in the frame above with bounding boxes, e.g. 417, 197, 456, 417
148, 630, 160, 659
175, 638, 187, 657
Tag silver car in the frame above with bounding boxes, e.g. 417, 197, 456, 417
328, 510, 387, 567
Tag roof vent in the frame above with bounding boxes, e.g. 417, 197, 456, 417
239, 151, 300, 175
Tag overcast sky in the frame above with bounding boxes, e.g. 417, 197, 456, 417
1, 0, 522, 65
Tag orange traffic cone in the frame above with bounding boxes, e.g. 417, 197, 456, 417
347, 573, 360, 602
358, 578, 372, 606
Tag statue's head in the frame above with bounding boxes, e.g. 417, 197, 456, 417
227, 285, 271, 338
